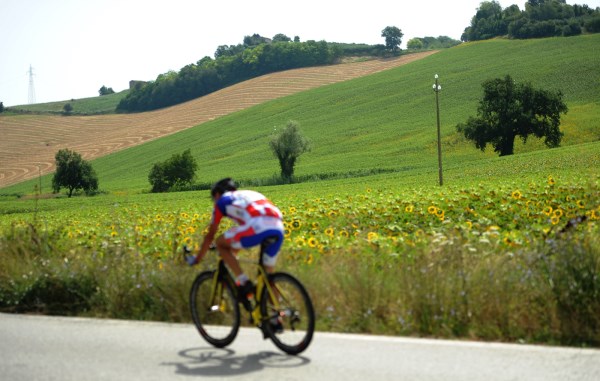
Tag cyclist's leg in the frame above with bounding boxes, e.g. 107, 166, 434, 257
215, 235, 243, 277
237, 217, 284, 272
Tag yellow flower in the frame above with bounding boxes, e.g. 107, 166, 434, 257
308, 237, 318, 248
511, 190, 522, 200
295, 237, 306, 247
405, 204, 414, 213
367, 232, 379, 243
324, 227, 334, 238
306, 253, 314, 265
465, 221, 472, 230
551, 216, 560, 225
577, 200, 585, 209
547, 175, 556, 185
553, 209, 563, 218
543, 206, 553, 216
288, 206, 297, 214
312, 221, 320, 229
284, 228, 291, 238
339, 230, 349, 238
291, 219, 302, 230
427, 206, 437, 214
111, 231, 118, 237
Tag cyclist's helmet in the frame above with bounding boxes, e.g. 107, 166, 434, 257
211, 178, 237, 198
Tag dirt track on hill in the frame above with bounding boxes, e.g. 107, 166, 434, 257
0, 51, 437, 189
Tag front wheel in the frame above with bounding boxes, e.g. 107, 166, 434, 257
260, 272, 315, 355
190, 270, 240, 348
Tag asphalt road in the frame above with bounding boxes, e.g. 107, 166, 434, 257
1, 313, 599, 381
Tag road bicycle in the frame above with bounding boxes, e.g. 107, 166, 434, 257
186, 238, 315, 355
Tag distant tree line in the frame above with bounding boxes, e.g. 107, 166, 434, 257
407, 36, 462, 50
462, 0, 600, 41
116, 35, 344, 112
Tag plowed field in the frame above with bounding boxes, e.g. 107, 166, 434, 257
0, 51, 437, 189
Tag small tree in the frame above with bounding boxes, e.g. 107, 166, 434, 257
148, 149, 198, 192
63, 103, 73, 115
99, 85, 115, 96
457, 75, 568, 156
381, 26, 403, 53
0, 102, 4, 113
52, 149, 99, 197
269, 121, 311, 181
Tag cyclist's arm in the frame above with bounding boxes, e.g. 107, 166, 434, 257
194, 222, 218, 263
193, 206, 223, 263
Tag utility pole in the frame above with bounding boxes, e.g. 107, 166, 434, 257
433, 74, 443, 186
27, 65, 36, 104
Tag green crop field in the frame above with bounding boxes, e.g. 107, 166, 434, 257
5, 89, 129, 115
1, 35, 599, 346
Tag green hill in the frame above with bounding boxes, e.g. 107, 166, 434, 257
3, 34, 600, 194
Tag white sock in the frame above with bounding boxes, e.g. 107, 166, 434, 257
236, 273, 249, 285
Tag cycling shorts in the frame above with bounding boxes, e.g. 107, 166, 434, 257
223, 216, 284, 267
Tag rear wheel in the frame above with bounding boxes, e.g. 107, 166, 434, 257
190, 271, 240, 348
260, 272, 315, 355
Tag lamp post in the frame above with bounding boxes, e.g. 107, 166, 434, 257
433, 74, 443, 186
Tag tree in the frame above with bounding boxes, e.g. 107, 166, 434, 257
272, 33, 291, 42
62, 103, 73, 115
0, 102, 4, 113
99, 85, 115, 96
269, 121, 311, 181
148, 149, 198, 192
381, 26, 403, 53
52, 149, 98, 197
407, 38, 424, 50
457, 75, 568, 156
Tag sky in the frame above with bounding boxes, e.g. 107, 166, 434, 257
1, 0, 599, 107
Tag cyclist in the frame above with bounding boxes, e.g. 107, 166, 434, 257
185, 178, 284, 312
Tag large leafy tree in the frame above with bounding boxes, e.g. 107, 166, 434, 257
52, 149, 99, 197
381, 26, 403, 53
457, 75, 568, 156
269, 121, 311, 181
148, 149, 198, 192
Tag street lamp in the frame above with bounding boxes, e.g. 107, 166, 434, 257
433, 74, 443, 186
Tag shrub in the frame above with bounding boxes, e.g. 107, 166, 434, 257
148, 149, 198, 193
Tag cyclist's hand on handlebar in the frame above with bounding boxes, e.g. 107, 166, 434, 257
182, 245, 198, 266
185, 254, 198, 266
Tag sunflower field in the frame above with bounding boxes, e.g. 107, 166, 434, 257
1, 172, 599, 345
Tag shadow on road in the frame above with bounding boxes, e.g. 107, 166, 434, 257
163, 347, 310, 376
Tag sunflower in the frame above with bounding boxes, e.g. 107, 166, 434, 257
511, 190, 522, 200
405, 204, 414, 213
308, 237, 318, 248
547, 175, 556, 186
339, 229, 349, 238
367, 232, 379, 243
291, 219, 302, 230
543, 206, 553, 216
295, 237, 306, 247
427, 206, 437, 214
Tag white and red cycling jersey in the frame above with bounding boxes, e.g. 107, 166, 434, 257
212, 190, 282, 226
211, 190, 284, 265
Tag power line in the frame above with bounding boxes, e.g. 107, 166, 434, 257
27, 64, 36, 104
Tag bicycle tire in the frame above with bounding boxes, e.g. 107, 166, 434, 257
260, 272, 315, 355
189, 270, 240, 348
